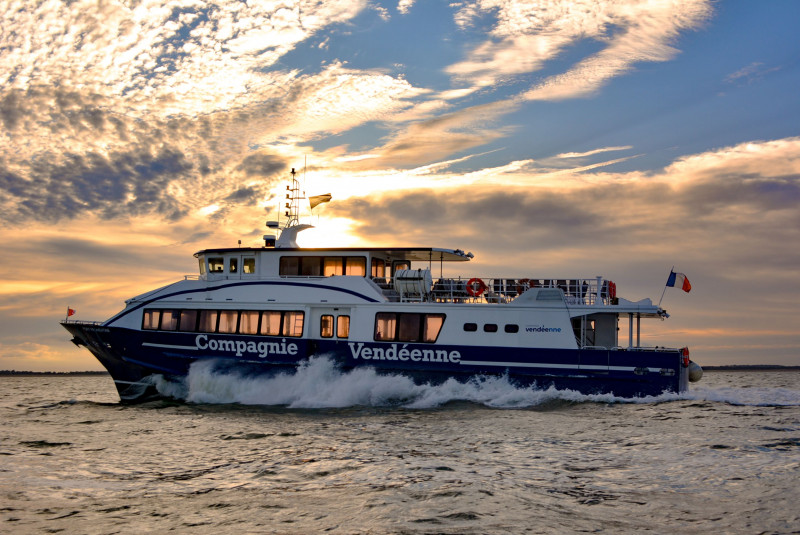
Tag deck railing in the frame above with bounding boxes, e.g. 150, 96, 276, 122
378, 276, 615, 305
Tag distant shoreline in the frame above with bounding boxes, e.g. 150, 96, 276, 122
2, 365, 799, 376
0, 370, 110, 376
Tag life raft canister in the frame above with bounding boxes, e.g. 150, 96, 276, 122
516, 278, 532, 295
466, 277, 487, 297
681, 347, 690, 368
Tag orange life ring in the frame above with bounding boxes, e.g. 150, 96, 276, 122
466, 277, 487, 297
681, 347, 690, 368
516, 278, 532, 295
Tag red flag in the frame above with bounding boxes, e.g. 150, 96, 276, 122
67, 308, 76, 317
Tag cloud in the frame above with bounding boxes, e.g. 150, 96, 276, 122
328, 137, 800, 276
237, 153, 286, 177
555, 146, 634, 159
725, 62, 782, 86
447, 0, 712, 100
1, 0, 368, 117
0, 145, 194, 223
343, 100, 517, 168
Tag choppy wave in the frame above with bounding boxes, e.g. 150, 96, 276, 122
149, 356, 800, 409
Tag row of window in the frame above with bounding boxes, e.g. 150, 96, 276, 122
142, 309, 304, 337
279, 256, 367, 277
200, 257, 257, 275
463, 323, 519, 333
198, 254, 414, 278
141, 309, 447, 344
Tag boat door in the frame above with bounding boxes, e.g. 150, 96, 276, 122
312, 307, 351, 344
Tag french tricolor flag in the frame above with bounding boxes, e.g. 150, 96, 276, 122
666, 271, 692, 293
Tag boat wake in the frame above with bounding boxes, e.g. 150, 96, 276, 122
147, 356, 800, 409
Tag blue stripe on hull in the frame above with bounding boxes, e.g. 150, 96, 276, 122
63, 325, 687, 402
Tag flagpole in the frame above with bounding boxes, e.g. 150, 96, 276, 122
657, 266, 674, 308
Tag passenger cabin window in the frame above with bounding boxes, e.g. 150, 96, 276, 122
199, 310, 219, 332
260, 311, 282, 336
301, 256, 323, 276
161, 310, 179, 331
283, 311, 304, 337
229, 258, 238, 273
324, 258, 343, 276
374, 313, 445, 343
243, 258, 256, 274
345, 257, 366, 276
143, 310, 160, 330
218, 311, 238, 333
180, 310, 198, 331
240, 311, 260, 334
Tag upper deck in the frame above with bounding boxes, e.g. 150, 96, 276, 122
191, 245, 663, 317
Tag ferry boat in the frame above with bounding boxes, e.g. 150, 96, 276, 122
62, 169, 702, 402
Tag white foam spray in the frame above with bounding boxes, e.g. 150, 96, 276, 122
148, 356, 800, 408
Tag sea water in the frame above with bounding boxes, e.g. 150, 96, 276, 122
1, 361, 798, 534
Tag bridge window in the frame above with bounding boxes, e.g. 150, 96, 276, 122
208, 257, 224, 273
229, 258, 238, 273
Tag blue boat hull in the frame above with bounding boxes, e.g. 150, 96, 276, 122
62, 322, 688, 403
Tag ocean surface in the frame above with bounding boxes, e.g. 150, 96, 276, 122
1, 361, 799, 534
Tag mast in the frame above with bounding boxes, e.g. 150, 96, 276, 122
284, 167, 303, 229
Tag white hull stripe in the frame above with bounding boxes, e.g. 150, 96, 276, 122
142, 342, 198, 350
459, 360, 639, 373
114, 380, 152, 386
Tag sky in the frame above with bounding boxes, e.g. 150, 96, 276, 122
1, 0, 799, 371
